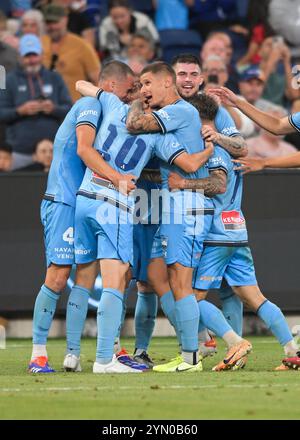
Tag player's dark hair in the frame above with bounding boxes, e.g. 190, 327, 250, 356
189, 93, 218, 121
99, 60, 134, 80
140, 62, 176, 83
108, 0, 131, 11
171, 53, 201, 69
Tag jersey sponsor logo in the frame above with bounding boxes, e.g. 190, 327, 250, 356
209, 156, 226, 167
91, 172, 116, 190
157, 109, 171, 121
200, 275, 222, 282
221, 210, 246, 230
78, 109, 99, 119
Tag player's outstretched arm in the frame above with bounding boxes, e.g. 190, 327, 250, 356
233, 151, 300, 174
76, 125, 136, 194
173, 141, 214, 173
76, 80, 99, 98
126, 99, 161, 133
202, 124, 247, 158
210, 87, 295, 135
168, 169, 227, 198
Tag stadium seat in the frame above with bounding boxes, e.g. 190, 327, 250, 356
159, 29, 203, 64
130, 0, 155, 18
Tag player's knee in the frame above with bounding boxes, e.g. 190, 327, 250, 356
46, 270, 69, 292
193, 289, 207, 301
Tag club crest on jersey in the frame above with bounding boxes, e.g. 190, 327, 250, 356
221, 210, 246, 230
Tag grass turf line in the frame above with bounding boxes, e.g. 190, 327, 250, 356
0, 336, 299, 420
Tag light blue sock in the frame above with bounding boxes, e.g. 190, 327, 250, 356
134, 292, 158, 351
160, 290, 182, 346
219, 287, 244, 336
32, 284, 60, 345
116, 287, 129, 339
198, 300, 232, 337
66, 285, 90, 357
96, 288, 123, 364
257, 300, 293, 345
175, 294, 199, 352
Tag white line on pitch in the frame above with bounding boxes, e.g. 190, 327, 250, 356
0, 383, 296, 393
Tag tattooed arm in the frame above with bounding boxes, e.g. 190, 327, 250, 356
168, 169, 227, 198
202, 125, 247, 158
126, 99, 161, 133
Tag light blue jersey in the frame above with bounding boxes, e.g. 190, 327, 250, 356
78, 92, 185, 209
214, 105, 240, 138
75, 92, 186, 266
193, 146, 256, 290
205, 146, 248, 246
288, 112, 300, 132
45, 97, 101, 208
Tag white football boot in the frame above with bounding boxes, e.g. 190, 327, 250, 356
63, 353, 82, 372
93, 355, 143, 373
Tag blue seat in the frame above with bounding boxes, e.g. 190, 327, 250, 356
159, 29, 203, 63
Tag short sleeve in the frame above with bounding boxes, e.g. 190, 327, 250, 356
75, 97, 101, 130
97, 90, 124, 116
151, 102, 192, 133
215, 106, 240, 137
289, 112, 300, 133
208, 147, 230, 174
154, 133, 186, 164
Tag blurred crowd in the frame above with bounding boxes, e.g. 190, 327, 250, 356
1, 0, 300, 172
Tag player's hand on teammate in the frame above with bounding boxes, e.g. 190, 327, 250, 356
232, 157, 265, 174
204, 139, 214, 156
202, 125, 219, 143
168, 172, 185, 190
208, 87, 239, 107
113, 173, 137, 195
76, 80, 98, 98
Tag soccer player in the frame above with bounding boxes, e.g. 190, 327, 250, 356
74, 86, 214, 373
169, 93, 299, 371
28, 61, 137, 373
172, 54, 245, 339
125, 61, 249, 371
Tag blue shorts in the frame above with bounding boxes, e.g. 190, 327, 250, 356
193, 246, 257, 290
74, 195, 133, 265
40, 199, 75, 267
155, 212, 213, 268
133, 222, 159, 282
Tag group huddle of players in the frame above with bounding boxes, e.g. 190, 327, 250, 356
27, 54, 300, 375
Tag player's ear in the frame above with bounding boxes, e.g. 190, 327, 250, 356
164, 76, 173, 88
109, 80, 116, 92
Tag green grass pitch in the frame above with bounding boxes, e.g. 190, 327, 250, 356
0, 336, 299, 420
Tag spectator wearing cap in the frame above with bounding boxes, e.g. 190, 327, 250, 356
230, 65, 287, 138
0, 34, 72, 170
99, 0, 159, 60
41, 4, 100, 101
